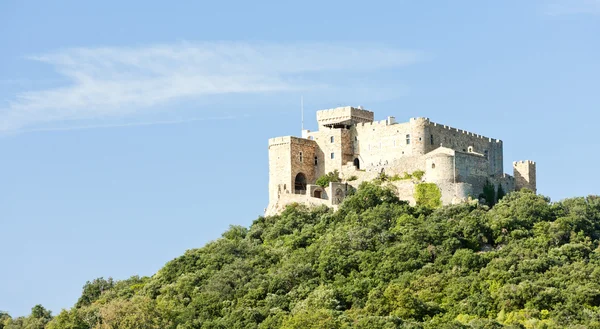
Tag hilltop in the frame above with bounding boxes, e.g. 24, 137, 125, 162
3, 182, 600, 328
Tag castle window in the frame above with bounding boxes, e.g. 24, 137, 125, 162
354, 136, 358, 141
406, 134, 411, 145
468, 146, 473, 153
330, 136, 334, 143
484, 150, 489, 159
430, 134, 434, 145
330, 152, 335, 159
314, 156, 318, 165
432, 163, 436, 169
299, 152, 303, 162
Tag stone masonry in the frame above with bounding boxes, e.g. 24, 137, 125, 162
266, 106, 536, 216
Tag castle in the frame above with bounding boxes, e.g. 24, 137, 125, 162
266, 106, 536, 216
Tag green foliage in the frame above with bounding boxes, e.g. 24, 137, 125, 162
388, 171, 425, 182
480, 180, 496, 207
17, 186, 600, 328
347, 175, 358, 181
412, 170, 425, 181
75, 278, 114, 308
316, 170, 340, 188
415, 183, 442, 208
2, 305, 52, 329
496, 184, 506, 202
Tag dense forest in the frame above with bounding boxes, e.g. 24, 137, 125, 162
3, 182, 600, 328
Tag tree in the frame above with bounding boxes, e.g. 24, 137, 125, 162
480, 180, 496, 207
496, 184, 506, 202
76, 277, 115, 308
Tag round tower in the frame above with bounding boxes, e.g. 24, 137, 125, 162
409, 117, 430, 155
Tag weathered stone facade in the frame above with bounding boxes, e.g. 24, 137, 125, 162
266, 106, 536, 216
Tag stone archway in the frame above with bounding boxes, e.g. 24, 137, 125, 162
294, 173, 307, 194
353, 158, 360, 169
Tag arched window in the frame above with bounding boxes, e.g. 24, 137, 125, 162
468, 146, 473, 153
353, 158, 360, 169
432, 163, 436, 169
294, 173, 307, 194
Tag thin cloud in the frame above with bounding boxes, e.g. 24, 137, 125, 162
544, 0, 600, 16
0, 42, 423, 133
15, 114, 246, 134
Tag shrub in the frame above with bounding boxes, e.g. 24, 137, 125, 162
347, 175, 358, 181
415, 183, 442, 208
412, 170, 425, 181
316, 170, 340, 188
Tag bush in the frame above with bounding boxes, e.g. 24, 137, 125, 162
412, 170, 425, 181
415, 183, 442, 208
316, 170, 340, 188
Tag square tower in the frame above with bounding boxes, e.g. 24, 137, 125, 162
513, 160, 537, 193
316, 106, 374, 128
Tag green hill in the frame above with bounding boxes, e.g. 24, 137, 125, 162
4, 182, 600, 328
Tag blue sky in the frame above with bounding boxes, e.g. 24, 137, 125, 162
1, 0, 599, 317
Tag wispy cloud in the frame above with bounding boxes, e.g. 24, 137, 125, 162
544, 0, 600, 16
0, 42, 422, 133
16, 114, 246, 134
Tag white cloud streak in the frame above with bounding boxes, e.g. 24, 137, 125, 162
15, 115, 246, 134
0, 42, 422, 133
544, 0, 600, 15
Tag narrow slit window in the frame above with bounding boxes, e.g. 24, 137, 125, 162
299, 151, 303, 162
314, 156, 318, 165
330, 152, 335, 159
406, 134, 411, 145
430, 134, 434, 145
330, 136, 334, 143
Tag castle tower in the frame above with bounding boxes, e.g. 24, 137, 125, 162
513, 160, 537, 193
409, 117, 431, 155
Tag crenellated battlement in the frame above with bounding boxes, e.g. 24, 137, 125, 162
316, 106, 374, 126
269, 136, 316, 148
357, 119, 397, 127
513, 160, 536, 166
430, 121, 501, 143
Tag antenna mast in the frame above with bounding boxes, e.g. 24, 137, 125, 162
301, 96, 304, 131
